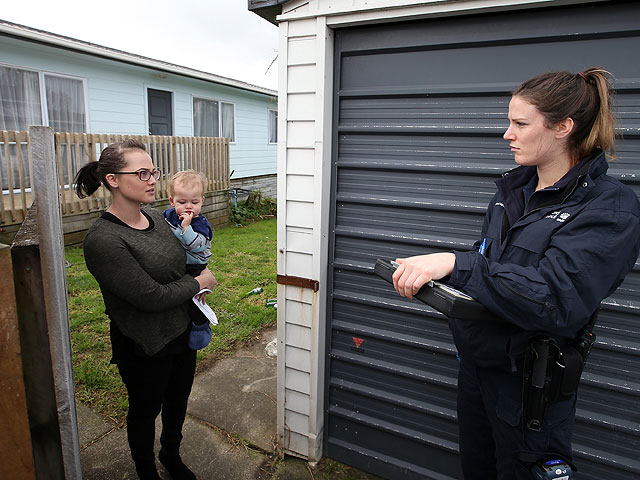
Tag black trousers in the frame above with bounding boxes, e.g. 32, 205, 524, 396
457, 357, 576, 479
116, 347, 197, 466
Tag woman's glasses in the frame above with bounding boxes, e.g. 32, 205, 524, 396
113, 169, 161, 181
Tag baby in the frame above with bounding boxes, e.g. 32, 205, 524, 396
163, 170, 213, 350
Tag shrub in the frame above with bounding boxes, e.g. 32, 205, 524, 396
230, 191, 276, 224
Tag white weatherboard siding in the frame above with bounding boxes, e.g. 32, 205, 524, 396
0, 34, 276, 179
275, 0, 578, 462
276, 6, 334, 461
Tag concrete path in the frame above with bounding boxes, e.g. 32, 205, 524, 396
77, 326, 380, 479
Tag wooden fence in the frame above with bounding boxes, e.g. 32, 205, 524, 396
0, 131, 230, 226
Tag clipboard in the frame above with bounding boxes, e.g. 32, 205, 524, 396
374, 258, 495, 321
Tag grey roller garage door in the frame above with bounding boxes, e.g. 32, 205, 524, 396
324, 2, 640, 479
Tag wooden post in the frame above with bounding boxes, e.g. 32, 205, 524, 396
28, 126, 82, 479
0, 243, 36, 479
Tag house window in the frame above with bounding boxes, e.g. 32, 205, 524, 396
268, 109, 277, 144
0, 65, 87, 133
0, 65, 43, 130
1, 65, 87, 191
193, 97, 235, 142
44, 74, 86, 133
220, 102, 235, 142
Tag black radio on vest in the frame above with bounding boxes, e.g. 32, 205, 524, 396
531, 459, 573, 480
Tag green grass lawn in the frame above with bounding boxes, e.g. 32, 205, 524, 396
65, 218, 277, 422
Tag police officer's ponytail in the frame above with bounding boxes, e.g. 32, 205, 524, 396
74, 139, 147, 198
513, 67, 615, 164
578, 68, 615, 160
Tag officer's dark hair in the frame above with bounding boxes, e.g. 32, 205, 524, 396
74, 139, 147, 198
513, 67, 615, 164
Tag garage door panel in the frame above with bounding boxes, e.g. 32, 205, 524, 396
330, 358, 457, 411
577, 381, 640, 426
332, 233, 478, 271
331, 328, 457, 379
339, 95, 510, 130
327, 418, 462, 480
329, 387, 458, 443
332, 299, 452, 349
340, 38, 640, 94
331, 267, 439, 313
336, 170, 498, 207
339, 134, 515, 171
605, 268, 640, 306
572, 422, 640, 475
569, 458, 638, 480
334, 3, 640, 54
335, 204, 485, 244
332, 242, 468, 280
585, 347, 640, 384
597, 306, 640, 341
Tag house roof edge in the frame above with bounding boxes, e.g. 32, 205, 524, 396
0, 19, 277, 97
248, 0, 288, 25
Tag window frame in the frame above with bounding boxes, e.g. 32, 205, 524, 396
192, 95, 236, 143
220, 100, 236, 144
0, 63, 44, 129
0, 62, 89, 133
42, 71, 89, 133
268, 108, 278, 144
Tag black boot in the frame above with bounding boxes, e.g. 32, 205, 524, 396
134, 459, 161, 480
158, 449, 196, 480
127, 417, 161, 480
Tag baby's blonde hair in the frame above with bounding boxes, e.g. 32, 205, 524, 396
169, 169, 207, 197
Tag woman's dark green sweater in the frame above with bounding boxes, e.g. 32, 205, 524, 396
83, 208, 201, 356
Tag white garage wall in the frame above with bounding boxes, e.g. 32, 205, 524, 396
276, 10, 335, 460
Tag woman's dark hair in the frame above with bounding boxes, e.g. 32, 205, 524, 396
74, 139, 147, 198
513, 67, 615, 163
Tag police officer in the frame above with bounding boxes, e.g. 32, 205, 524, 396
392, 68, 640, 479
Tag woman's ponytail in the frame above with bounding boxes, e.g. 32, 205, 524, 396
578, 67, 615, 159
74, 161, 102, 198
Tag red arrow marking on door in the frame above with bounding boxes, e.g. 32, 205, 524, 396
352, 337, 364, 348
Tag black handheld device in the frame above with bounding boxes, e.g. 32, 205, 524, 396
373, 258, 495, 321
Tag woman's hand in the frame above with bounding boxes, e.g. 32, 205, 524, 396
392, 253, 456, 300
195, 268, 218, 302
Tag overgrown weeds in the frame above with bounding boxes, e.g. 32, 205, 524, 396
230, 191, 276, 225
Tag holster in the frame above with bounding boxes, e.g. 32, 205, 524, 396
548, 344, 584, 402
523, 338, 588, 430
523, 310, 598, 431
523, 337, 553, 431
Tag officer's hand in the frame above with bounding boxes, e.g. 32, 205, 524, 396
392, 253, 456, 300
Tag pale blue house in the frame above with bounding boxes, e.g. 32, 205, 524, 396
0, 19, 277, 190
